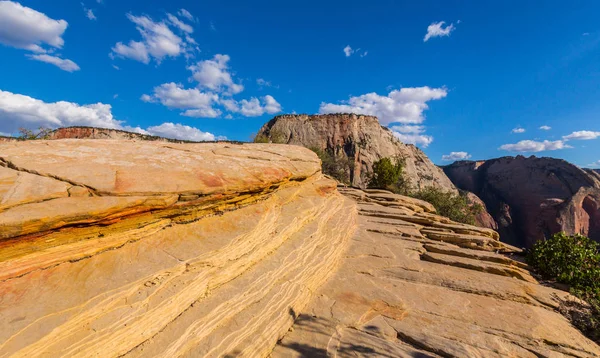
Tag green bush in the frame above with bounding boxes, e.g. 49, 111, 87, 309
527, 232, 600, 342
253, 133, 269, 143
309, 147, 351, 185
368, 157, 406, 191
411, 187, 482, 225
252, 129, 287, 144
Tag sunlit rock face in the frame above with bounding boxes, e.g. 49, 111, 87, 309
256, 113, 457, 191
443, 156, 600, 247
1, 139, 598, 357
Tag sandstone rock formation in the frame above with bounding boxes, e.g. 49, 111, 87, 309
274, 187, 600, 357
1, 140, 598, 357
256, 114, 456, 191
443, 156, 600, 247
45, 126, 211, 142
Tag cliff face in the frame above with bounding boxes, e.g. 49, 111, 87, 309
443, 156, 600, 247
256, 114, 456, 191
1, 139, 598, 356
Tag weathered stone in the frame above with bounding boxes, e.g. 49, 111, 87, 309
443, 156, 600, 246
256, 113, 457, 191
2, 139, 599, 357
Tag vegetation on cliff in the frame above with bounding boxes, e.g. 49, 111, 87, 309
527, 232, 600, 342
368, 157, 483, 225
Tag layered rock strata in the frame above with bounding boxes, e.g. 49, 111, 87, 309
443, 156, 600, 246
274, 187, 600, 357
0, 139, 356, 357
256, 114, 456, 191
1, 140, 599, 357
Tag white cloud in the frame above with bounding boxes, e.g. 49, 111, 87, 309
86, 9, 96, 20
167, 13, 193, 33
499, 140, 571, 152
319, 87, 447, 126
220, 95, 282, 117
28, 54, 80, 72
146, 122, 219, 141
343, 45, 354, 57
442, 151, 471, 161
392, 132, 433, 148
588, 160, 600, 168
539, 125, 552, 130
360, 51, 368, 57
0, 89, 121, 133
178, 9, 194, 22
0, 89, 222, 141
511, 127, 525, 133
188, 54, 244, 95
390, 125, 425, 134
112, 40, 149, 63
111, 13, 197, 64
0, 1, 68, 51
563, 130, 600, 140
141, 82, 220, 118
424, 21, 456, 42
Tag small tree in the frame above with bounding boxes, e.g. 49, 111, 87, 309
18, 127, 52, 140
309, 147, 351, 184
411, 187, 482, 225
368, 157, 405, 190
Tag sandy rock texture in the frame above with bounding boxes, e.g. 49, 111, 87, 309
443, 156, 600, 247
1, 139, 599, 357
0, 139, 356, 357
274, 187, 600, 357
256, 114, 456, 191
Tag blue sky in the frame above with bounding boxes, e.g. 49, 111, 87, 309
1, 0, 599, 167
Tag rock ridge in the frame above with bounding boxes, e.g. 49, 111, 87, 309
256, 113, 457, 191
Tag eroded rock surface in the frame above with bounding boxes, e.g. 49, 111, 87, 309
0, 139, 356, 357
274, 187, 600, 357
443, 156, 600, 247
1, 140, 599, 357
256, 113, 456, 191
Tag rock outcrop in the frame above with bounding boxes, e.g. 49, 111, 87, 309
1, 140, 599, 357
256, 114, 456, 191
45, 126, 208, 142
443, 156, 600, 247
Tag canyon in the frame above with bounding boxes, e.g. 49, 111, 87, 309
1, 139, 598, 357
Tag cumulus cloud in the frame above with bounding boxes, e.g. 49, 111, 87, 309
146, 122, 220, 141
512, 127, 525, 133
424, 21, 456, 42
563, 130, 600, 140
141, 82, 220, 118
0, 89, 221, 141
219, 95, 282, 117
188, 54, 244, 95
0, 1, 68, 51
28, 54, 80, 72
0, 89, 121, 133
442, 152, 472, 161
111, 13, 197, 64
319, 87, 447, 126
343, 45, 354, 57
320, 87, 446, 147
539, 125, 551, 130
0, 2, 79, 71
588, 160, 600, 168
499, 140, 571, 152
86, 9, 96, 20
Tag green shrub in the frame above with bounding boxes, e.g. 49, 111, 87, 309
253, 133, 269, 143
527, 232, 600, 342
411, 187, 482, 225
309, 147, 351, 184
368, 157, 405, 190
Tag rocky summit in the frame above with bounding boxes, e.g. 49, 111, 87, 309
256, 113, 456, 191
443, 156, 600, 247
1, 139, 598, 357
